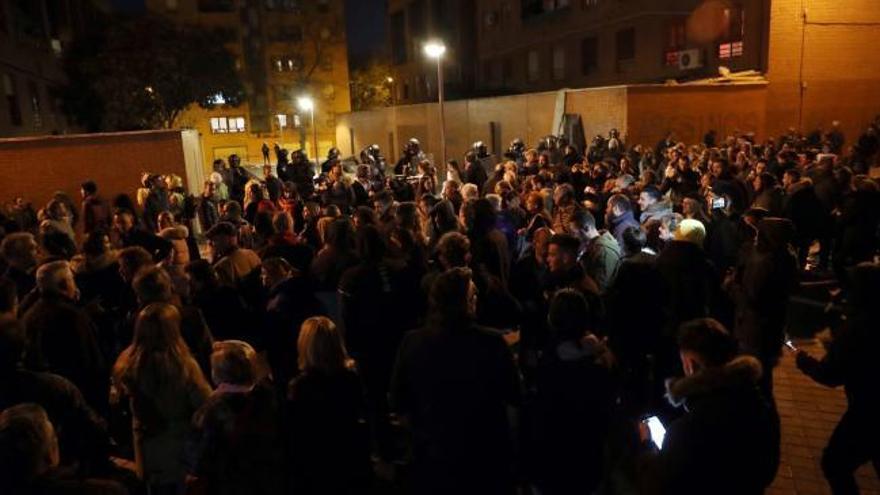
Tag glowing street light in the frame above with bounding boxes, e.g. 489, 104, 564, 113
423, 40, 447, 167
297, 96, 318, 162
423, 41, 446, 59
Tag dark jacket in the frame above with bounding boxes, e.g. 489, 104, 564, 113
81, 194, 110, 234
198, 195, 221, 232
656, 356, 779, 495
728, 219, 799, 364
3, 265, 35, 301
286, 369, 371, 495
187, 383, 284, 495
783, 180, 829, 243
529, 339, 615, 495
263, 276, 326, 393
22, 293, 107, 411
752, 185, 785, 217
796, 313, 880, 416
119, 227, 172, 262
0, 367, 110, 475
390, 322, 521, 494
655, 241, 721, 335
607, 210, 640, 249
469, 228, 511, 288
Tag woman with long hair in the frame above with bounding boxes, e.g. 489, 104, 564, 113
112, 303, 212, 494
287, 316, 370, 494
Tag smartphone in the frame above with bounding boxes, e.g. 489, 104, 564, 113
643, 416, 666, 450
712, 196, 727, 209
784, 339, 798, 352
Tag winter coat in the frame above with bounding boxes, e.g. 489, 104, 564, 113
752, 185, 785, 216
263, 276, 326, 394
187, 383, 284, 495
22, 293, 107, 411
579, 231, 622, 293
213, 248, 261, 288
783, 180, 830, 244
607, 210, 640, 249
119, 227, 172, 263
655, 241, 721, 335
529, 338, 615, 495
81, 194, 110, 234
390, 322, 521, 495
198, 195, 221, 232
796, 312, 880, 416
728, 219, 799, 364
657, 356, 779, 495
0, 367, 110, 474
286, 369, 371, 495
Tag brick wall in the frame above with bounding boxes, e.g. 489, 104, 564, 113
0, 130, 187, 215
766, 0, 880, 142
626, 83, 768, 148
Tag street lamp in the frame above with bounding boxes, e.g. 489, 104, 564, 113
297, 96, 318, 164
386, 76, 396, 105
423, 40, 447, 168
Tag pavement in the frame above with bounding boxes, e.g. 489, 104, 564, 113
769, 339, 880, 495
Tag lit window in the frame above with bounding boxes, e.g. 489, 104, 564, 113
210, 116, 246, 134
718, 41, 744, 59
718, 4, 745, 59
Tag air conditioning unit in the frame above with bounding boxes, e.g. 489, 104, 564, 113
678, 49, 702, 70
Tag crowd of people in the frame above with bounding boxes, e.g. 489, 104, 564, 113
1, 116, 879, 495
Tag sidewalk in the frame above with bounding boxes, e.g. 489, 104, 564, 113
769, 340, 880, 495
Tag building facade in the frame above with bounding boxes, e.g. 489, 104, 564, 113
387, 0, 769, 103
387, 0, 477, 105
475, 0, 769, 94
146, 0, 351, 170
0, 0, 101, 137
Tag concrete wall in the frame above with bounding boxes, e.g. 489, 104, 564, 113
766, 0, 880, 143
336, 91, 558, 164
337, 83, 769, 163
0, 130, 189, 213
626, 83, 768, 147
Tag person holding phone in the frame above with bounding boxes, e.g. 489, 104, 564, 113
641, 318, 779, 495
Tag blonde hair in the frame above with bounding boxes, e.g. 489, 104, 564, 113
297, 316, 351, 373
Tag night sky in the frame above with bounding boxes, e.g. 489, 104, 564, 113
108, 0, 387, 69
344, 0, 387, 68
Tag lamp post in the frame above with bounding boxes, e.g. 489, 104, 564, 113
297, 96, 318, 165
386, 76, 395, 105
423, 40, 447, 168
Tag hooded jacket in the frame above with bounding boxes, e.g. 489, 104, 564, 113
579, 231, 621, 293
728, 218, 799, 363
658, 356, 779, 495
